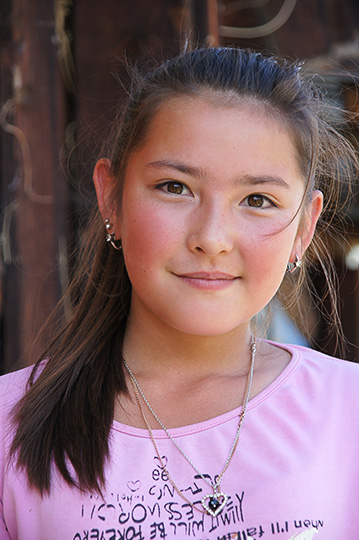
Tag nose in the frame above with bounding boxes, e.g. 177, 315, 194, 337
187, 201, 234, 256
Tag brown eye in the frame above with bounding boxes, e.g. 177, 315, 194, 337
247, 194, 265, 207
167, 182, 185, 194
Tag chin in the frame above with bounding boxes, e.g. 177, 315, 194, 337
170, 320, 243, 338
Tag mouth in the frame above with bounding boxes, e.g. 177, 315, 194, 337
174, 271, 239, 290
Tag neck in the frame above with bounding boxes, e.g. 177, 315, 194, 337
117, 306, 291, 430
122, 308, 253, 381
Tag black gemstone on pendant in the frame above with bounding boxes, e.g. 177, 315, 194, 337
209, 497, 220, 511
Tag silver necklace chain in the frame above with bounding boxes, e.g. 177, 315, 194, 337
122, 335, 256, 517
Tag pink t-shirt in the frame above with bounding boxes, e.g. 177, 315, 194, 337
0, 342, 359, 540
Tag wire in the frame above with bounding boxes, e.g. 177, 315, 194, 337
0, 99, 53, 204
0, 201, 18, 265
219, 0, 298, 39
223, 0, 270, 17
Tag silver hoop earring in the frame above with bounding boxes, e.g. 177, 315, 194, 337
286, 255, 302, 274
104, 218, 122, 251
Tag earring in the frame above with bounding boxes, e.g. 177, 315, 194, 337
286, 255, 302, 274
104, 218, 122, 251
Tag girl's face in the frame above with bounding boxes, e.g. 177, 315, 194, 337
95, 97, 322, 337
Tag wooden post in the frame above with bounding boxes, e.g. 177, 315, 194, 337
1, 0, 68, 368
207, 0, 219, 45
191, 0, 219, 45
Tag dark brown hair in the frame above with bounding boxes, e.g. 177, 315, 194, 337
10, 47, 357, 494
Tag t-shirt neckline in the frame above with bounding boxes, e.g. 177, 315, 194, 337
111, 340, 302, 438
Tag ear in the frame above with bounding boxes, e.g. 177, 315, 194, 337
290, 190, 323, 260
93, 158, 116, 219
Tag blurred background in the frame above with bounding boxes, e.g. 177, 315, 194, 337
1, 0, 359, 373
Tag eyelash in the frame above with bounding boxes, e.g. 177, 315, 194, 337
245, 194, 276, 209
157, 182, 276, 208
157, 181, 192, 196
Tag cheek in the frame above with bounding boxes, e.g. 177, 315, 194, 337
120, 204, 181, 268
241, 223, 298, 281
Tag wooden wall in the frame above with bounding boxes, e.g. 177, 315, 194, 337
0, 0, 211, 371
1, 0, 358, 372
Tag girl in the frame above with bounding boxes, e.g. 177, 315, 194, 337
1, 47, 359, 540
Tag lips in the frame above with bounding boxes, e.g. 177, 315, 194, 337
174, 271, 239, 290
179, 271, 236, 280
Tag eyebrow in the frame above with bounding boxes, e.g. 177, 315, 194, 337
146, 160, 290, 189
146, 160, 207, 180
240, 174, 290, 189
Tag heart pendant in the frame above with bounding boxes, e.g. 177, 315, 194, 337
201, 492, 228, 517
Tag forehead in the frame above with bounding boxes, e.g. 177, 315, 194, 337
129, 95, 303, 183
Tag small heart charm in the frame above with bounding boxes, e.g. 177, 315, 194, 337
201, 492, 228, 517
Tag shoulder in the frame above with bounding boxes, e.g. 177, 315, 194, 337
272, 341, 359, 401
0, 362, 46, 418
0, 363, 46, 465
285, 342, 359, 373
0, 366, 30, 416
0, 365, 33, 395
